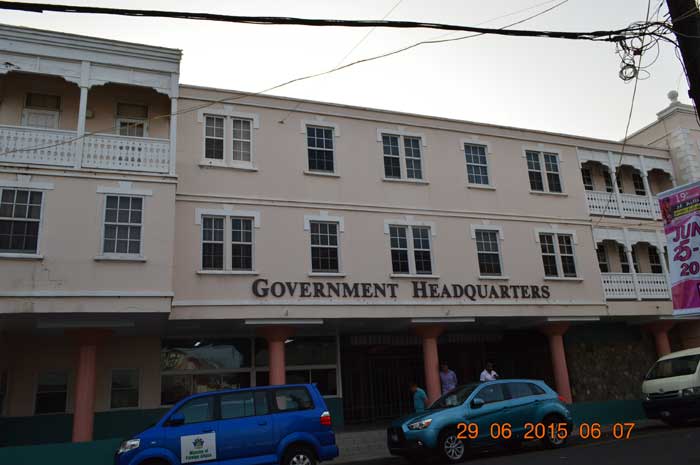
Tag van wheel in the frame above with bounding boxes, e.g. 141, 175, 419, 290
283, 446, 316, 465
541, 415, 568, 449
439, 428, 467, 463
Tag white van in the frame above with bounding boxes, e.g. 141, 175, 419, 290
642, 347, 700, 426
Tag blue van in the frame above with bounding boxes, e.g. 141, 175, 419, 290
115, 384, 338, 465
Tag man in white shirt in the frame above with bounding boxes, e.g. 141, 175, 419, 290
480, 362, 499, 382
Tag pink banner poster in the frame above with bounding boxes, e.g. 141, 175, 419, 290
659, 180, 700, 315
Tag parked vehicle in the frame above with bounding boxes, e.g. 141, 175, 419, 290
114, 383, 338, 465
387, 379, 572, 463
643, 347, 700, 426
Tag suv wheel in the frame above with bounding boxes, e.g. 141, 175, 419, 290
541, 414, 568, 449
283, 446, 316, 465
439, 428, 467, 463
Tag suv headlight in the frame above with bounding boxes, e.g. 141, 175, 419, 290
407, 419, 432, 430
681, 387, 700, 396
117, 438, 140, 454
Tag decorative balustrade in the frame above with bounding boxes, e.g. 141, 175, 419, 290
585, 191, 660, 220
601, 272, 669, 300
0, 125, 170, 174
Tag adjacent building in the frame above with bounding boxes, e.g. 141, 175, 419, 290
0, 24, 698, 445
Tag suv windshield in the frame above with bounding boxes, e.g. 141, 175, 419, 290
429, 383, 480, 410
645, 354, 700, 380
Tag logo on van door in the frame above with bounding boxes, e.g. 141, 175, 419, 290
181, 432, 216, 463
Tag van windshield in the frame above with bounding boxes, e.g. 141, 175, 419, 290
429, 383, 479, 410
645, 354, 700, 380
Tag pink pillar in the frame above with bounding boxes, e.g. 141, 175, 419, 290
540, 323, 573, 404
258, 327, 295, 386
644, 321, 675, 357
69, 329, 110, 443
415, 325, 444, 404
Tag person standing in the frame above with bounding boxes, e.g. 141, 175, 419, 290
439, 363, 458, 394
480, 362, 499, 382
409, 382, 428, 413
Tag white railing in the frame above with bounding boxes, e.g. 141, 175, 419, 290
0, 125, 78, 167
585, 191, 620, 216
0, 125, 170, 174
651, 197, 661, 219
585, 191, 660, 220
82, 133, 170, 173
601, 272, 670, 300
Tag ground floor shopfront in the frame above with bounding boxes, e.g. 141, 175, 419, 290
1, 310, 696, 447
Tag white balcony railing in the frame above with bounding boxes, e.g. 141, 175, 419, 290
0, 125, 170, 174
585, 191, 660, 220
601, 272, 670, 300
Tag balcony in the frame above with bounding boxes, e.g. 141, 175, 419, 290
601, 272, 670, 300
585, 191, 661, 220
0, 125, 171, 173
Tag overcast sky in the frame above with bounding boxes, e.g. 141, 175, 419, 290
1, 0, 689, 140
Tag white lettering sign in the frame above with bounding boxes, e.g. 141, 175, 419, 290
181, 432, 216, 463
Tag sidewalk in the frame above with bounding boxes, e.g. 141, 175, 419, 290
333, 419, 666, 464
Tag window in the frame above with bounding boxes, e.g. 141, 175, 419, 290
204, 116, 224, 160
616, 171, 623, 192
310, 221, 339, 273
220, 391, 255, 419
603, 170, 614, 193
618, 245, 639, 273
201, 215, 255, 272
539, 232, 577, 278
581, 168, 593, 191
526, 150, 562, 193
632, 173, 646, 196
475, 229, 502, 276
465, 144, 490, 185
22, 93, 60, 129
102, 196, 143, 255
0, 371, 7, 415
176, 396, 216, 424
273, 387, 314, 412
35, 371, 67, 414
475, 384, 505, 404
382, 134, 423, 180
203, 114, 255, 166
596, 244, 609, 273
111, 369, 139, 409
26, 93, 61, 110
389, 225, 433, 275
307, 126, 335, 173
0, 189, 42, 254
116, 103, 147, 137
232, 119, 252, 162
649, 246, 664, 274
645, 354, 700, 380
507, 382, 543, 399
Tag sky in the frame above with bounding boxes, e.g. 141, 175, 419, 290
0, 0, 690, 140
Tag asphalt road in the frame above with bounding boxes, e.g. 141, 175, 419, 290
342, 424, 700, 465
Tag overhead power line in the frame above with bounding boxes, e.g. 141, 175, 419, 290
0, 1, 648, 43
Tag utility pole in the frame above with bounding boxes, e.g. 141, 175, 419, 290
666, 0, 700, 112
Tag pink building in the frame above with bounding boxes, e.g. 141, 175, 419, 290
0, 24, 697, 445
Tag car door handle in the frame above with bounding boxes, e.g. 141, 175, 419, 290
258, 421, 268, 426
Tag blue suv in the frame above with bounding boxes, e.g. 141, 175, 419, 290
388, 379, 572, 463
115, 384, 338, 465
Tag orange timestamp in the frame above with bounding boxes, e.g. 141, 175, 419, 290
455, 422, 635, 441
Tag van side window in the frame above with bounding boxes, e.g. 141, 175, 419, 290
529, 384, 546, 395
255, 390, 269, 415
220, 391, 255, 419
177, 396, 215, 424
507, 382, 534, 399
273, 387, 314, 412
475, 384, 505, 404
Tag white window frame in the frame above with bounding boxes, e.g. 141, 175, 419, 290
384, 218, 437, 277
302, 119, 340, 177
33, 370, 70, 415
195, 208, 261, 275
377, 128, 427, 183
648, 245, 663, 274
470, 225, 506, 279
632, 172, 646, 196
95, 183, 151, 262
305, 125, 337, 175
198, 108, 260, 170
22, 93, 61, 129
462, 139, 493, 188
115, 102, 149, 137
534, 228, 580, 280
109, 368, 141, 410
581, 167, 594, 191
303, 212, 345, 276
596, 243, 610, 273
524, 147, 565, 194
0, 176, 53, 260
204, 115, 225, 161
308, 221, 342, 275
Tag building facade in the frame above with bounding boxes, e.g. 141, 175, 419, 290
0, 25, 698, 445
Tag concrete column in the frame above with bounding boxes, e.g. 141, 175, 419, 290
622, 228, 641, 300
607, 152, 624, 218
169, 97, 178, 176
68, 329, 110, 443
74, 60, 90, 169
644, 321, 675, 357
258, 327, 295, 385
540, 323, 572, 404
414, 325, 444, 404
